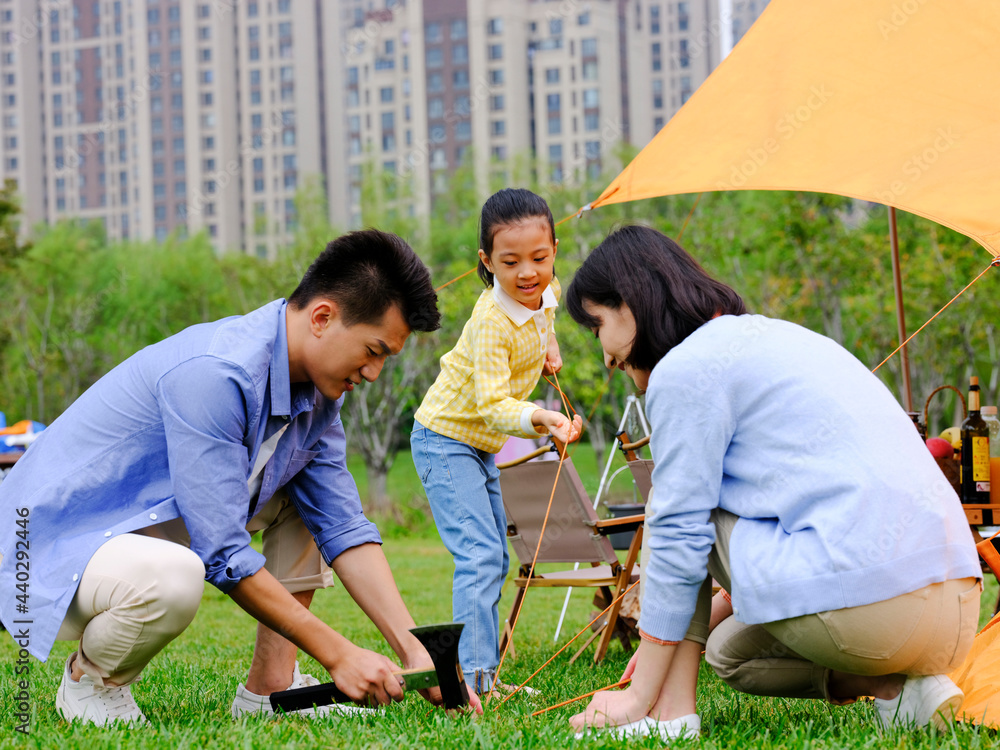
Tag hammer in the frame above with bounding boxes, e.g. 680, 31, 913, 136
269, 622, 469, 712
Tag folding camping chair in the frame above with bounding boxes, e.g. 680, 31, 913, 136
618, 431, 653, 502
617, 431, 724, 605
498, 451, 644, 664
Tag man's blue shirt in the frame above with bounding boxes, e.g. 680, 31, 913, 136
0, 299, 381, 661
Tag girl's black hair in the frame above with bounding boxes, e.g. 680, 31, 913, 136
477, 188, 555, 286
566, 225, 746, 371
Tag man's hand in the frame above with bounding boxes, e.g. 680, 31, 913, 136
328, 644, 405, 705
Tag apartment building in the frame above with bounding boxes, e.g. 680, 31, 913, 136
0, 0, 768, 254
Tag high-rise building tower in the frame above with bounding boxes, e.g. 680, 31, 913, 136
0, 0, 768, 253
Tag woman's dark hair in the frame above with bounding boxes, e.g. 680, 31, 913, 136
566, 225, 746, 371
477, 188, 555, 286
288, 228, 441, 332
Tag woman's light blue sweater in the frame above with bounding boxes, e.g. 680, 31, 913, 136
640, 314, 980, 642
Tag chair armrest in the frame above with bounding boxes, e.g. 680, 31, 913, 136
593, 514, 644, 535
496, 444, 556, 470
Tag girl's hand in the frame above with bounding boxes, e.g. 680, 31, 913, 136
569, 686, 650, 732
532, 410, 583, 444
542, 334, 563, 375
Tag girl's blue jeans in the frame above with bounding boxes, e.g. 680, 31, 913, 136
411, 421, 509, 694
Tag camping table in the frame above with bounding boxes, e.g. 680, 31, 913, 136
966, 505, 1000, 615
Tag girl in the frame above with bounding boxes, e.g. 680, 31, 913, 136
411, 188, 582, 697
566, 226, 980, 738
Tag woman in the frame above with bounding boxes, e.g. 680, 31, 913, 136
566, 225, 981, 739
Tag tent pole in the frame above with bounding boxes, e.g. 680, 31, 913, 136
888, 206, 913, 412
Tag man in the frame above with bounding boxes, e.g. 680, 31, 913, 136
0, 229, 470, 725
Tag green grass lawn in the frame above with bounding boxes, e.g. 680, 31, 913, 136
2, 531, 999, 748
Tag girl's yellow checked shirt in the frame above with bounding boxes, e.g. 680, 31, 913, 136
415, 278, 560, 454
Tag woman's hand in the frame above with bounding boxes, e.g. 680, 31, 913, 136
621, 648, 641, 682
531, 410, 583, 445
570, 685, 650, 732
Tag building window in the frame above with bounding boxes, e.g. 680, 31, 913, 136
453, 69, 469, 88
582, 61, 598, 80
679, 39, 690, 68
487, 18, 503, 35
547, 117, 561, 135
652, 42, 662, 72
451, 19, 467, 39
549, 19, 562, 36
426, 47, 442, 67
585, 113, 600, 131
488, 44, 503, 60
545, 68, 559, 84
489, 69, 504, 85
490, 94, 504, 112
546, 93, 560, 112
428, 98, 444, 119
581, 37, 598, 56
380, 87, 394, 103
583, 88, 599, 108
489, 120, 505, 137
452, 44, 468, 64
381, 111, 395, 130
428, 73, 443, 92
456, 121, 472, 140
425, 22, 442, 43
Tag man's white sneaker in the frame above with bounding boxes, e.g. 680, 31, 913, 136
55, 653, 149, 727
231, 661, 373, 719
873, 674, 964, 730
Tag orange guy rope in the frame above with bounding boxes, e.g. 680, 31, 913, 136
872, 259, 999, 373
492, 384, 577, 698
434, 267, 476, 292
499, 579, 640, 706
676, 193, 702, 242
531, 679, 631, 717
491, 441, 569, 698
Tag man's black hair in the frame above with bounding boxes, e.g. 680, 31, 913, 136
288, 229, 441, 332
566, 225, 746, 371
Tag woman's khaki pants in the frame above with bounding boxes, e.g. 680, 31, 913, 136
648, 508, 981, 702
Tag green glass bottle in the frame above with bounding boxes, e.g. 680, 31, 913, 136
961, 376, 991, 504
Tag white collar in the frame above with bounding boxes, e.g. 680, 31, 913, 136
492, 283, 558, 326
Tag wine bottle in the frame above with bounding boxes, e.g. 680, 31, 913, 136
961, 376, 991, 504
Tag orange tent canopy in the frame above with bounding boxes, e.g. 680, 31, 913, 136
592, 0, 1000, 257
